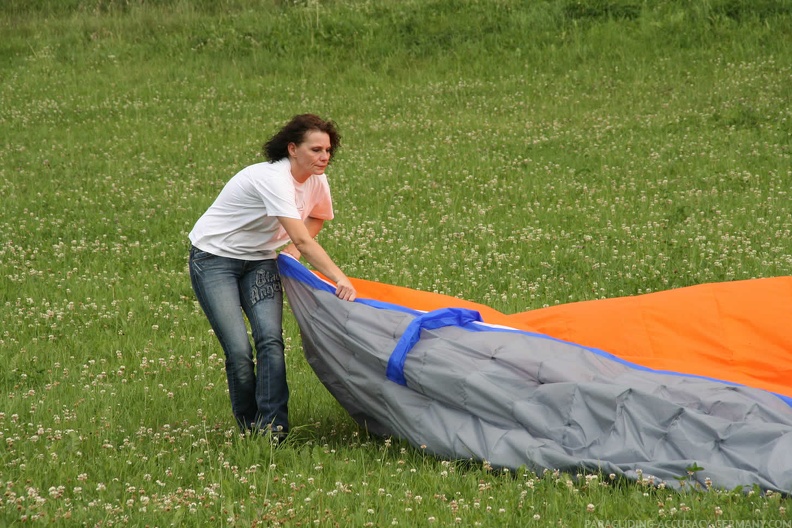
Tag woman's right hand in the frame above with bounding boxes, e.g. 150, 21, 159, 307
277, 216, 356, 302
335, 277, 357, 302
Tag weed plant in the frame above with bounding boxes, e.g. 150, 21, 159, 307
1, 0, 791, 525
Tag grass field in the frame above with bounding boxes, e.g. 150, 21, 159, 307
1, 0, 791, 525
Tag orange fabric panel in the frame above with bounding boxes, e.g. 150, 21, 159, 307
346, 276, 517, 325
341, 275, 792, 399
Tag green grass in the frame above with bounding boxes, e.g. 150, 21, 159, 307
1, 0, 791, 525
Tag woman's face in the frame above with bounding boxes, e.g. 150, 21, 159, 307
288, 130, 331, 182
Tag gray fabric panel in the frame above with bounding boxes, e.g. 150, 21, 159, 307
283, 275, 792, 492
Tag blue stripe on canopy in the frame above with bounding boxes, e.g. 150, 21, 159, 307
386, 308, 483, 385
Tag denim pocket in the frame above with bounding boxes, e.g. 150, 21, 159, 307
190, 246, 215, 262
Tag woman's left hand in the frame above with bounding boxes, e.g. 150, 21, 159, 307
281, 244, 301, 260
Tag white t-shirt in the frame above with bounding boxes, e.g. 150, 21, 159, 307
189, 158, 334, 260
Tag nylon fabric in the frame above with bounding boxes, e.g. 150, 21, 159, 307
278, 254, 792, 491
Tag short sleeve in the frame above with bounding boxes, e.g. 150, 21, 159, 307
249, 164, 301, 219
308, 175, 334, 220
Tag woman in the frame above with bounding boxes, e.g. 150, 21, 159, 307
188, 114, 356, 440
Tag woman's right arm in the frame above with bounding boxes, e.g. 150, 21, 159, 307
277, 216, 356, 301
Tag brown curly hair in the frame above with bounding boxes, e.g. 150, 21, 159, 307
263, 114, 341, 162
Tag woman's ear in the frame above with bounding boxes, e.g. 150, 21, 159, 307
287, 142, 297, 157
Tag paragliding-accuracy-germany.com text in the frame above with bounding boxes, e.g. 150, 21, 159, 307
585, 521, 792, 528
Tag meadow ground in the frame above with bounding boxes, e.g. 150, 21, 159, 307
1, 0, 791, 525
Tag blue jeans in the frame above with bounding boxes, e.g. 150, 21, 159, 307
189, 246, 288, 434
